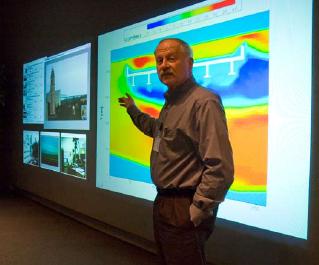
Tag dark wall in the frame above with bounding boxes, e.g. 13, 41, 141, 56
0, 3, 11, 192
0, 0, 197, 191
2, 1, 319, 265
0, 62, 9, 193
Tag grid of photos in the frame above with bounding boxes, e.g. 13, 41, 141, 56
23, 131, 87, 179
22, 43, 90, 181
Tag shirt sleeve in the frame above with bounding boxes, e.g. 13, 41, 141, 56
127, 105, 158, 138
192, 97, 234, 212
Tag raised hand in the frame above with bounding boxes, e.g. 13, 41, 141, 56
118, 93, 135, 109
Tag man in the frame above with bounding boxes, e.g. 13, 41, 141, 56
119, 38, 234, 265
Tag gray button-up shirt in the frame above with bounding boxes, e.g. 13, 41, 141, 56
127, 78, 234, 211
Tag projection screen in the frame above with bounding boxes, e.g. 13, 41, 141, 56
96, 0, 313, 239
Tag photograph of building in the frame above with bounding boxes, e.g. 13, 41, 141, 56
46, 67, 86, 121
23, 130, 39, 166
61, 133, 86, 179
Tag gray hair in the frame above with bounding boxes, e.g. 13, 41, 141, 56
155, 38, 193, 58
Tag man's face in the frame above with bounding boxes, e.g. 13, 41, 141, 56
154, 40, 193, 90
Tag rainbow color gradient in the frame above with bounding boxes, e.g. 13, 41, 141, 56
109, 11, 269, 206
147, 0, 236, 29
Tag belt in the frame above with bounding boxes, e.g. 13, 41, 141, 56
156, 188, 196, 197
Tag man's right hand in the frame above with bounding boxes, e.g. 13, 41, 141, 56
118, 93, 135, 109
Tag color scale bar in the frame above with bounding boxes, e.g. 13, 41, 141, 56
147, 0, 236, 30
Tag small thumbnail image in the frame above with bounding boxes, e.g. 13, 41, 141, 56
23, 130, 39, 166
61, 133, 86, 179
40, 131, 60, 172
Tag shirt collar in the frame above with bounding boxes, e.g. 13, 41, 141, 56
164, 77, 196, 104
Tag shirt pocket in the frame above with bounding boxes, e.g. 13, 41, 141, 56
161, 128, 184, 152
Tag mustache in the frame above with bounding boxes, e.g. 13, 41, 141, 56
160, 70, 173, 77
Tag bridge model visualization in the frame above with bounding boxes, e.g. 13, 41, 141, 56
126, 45, 245, 87
109, 11, 269, 206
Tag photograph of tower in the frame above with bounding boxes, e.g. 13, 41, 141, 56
45, 58, 87, 121
44, 43, 91, 130
46, 68, 61, 117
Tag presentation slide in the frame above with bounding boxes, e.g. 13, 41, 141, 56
40, 131, 60, 172
23, 130, 39, 166
44, 43, 91, 130
61, 133, 87, 179
97, 0, 312, 239
23, 58, 46, 124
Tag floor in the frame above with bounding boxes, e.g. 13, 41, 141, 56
0, 193, 159, 265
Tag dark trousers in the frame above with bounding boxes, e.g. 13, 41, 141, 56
153, 192, 218, 265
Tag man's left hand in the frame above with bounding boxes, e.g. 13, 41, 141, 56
189, 203, 210, 227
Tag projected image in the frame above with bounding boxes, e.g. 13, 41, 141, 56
40, 132, 60, 172
61, 133, 86, 179
23, 130, 39, 166
23, 58, 45, 124
97, 0, 313, 239
44, 43, 91, 130
110, 12, 269, 206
